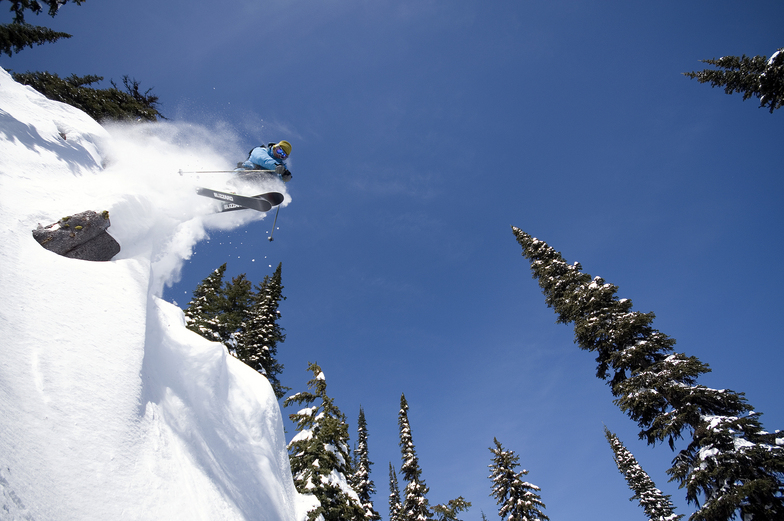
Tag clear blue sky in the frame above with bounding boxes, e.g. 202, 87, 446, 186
4, 1, 782, 519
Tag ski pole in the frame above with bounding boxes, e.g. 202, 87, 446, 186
179, 169, 234, 176
268, 204, 281, 242
178, 169, 276, 176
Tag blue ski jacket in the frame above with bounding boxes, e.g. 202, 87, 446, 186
242, 145, 287, 171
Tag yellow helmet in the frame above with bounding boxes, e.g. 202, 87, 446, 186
276, 140, 292, 157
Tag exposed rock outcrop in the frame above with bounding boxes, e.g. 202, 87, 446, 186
33, 210, 120, 261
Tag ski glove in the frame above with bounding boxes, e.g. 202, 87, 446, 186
275, 164, 292, 182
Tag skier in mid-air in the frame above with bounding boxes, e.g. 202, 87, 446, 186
237, 140, 293, 182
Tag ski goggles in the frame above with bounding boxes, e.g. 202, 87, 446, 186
273, 145, 288, 159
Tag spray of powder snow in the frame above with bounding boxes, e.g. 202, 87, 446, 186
1, 63, 289, 297
87, 121, 290, 295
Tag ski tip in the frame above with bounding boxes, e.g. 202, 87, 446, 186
259, 192, 285, 206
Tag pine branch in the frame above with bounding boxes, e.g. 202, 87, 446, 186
684, 48, 784, 113
12, 70, 164, 122
0, 23, 71, 56
6, 0, 87, 24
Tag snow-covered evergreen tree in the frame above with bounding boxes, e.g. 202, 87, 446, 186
184, 264, 253, 350
185, 263, 291, 399
667, 413, 784, 521
488, 438, 548, 521
285, 362, 366, 521
184, 263, 227, 344
685, 48, 784, 113
433, 497, 471, 521
604, 427, 681, 521
352, 407, 381, 521
236, 262, 289, 399
512, 227, 784, 521
220, 272, 253, 350
398, 393, 433, 521
389, 463, 403, 521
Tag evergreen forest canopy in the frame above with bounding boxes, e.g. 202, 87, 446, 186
184, 262, 289, 399
1, 0, 164, 121
182, 235, 783, 521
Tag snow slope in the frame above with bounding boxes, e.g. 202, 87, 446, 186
0, 67, 315, 521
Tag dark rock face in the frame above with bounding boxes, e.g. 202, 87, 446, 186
32, 210, 121, 262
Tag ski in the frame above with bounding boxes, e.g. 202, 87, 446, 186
195, 187, 283, 213
179, 169, 277, 176
218, 192, 285, 213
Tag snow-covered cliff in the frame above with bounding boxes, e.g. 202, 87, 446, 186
0, 67, 313, 521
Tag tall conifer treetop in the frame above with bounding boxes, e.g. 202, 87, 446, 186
184, 263, 227, 344
432, 497, 471, 521
353, 407, 381, 521
184, 265, 252, 351
512, 226, 784, 521
488, 438, 548, 521
389, 463, 403, 521
236, 262, 289, 399
285, 362, 366, 521
605, 427, 682, 521
221, 272, 253, 342
398, 393, 433, 521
